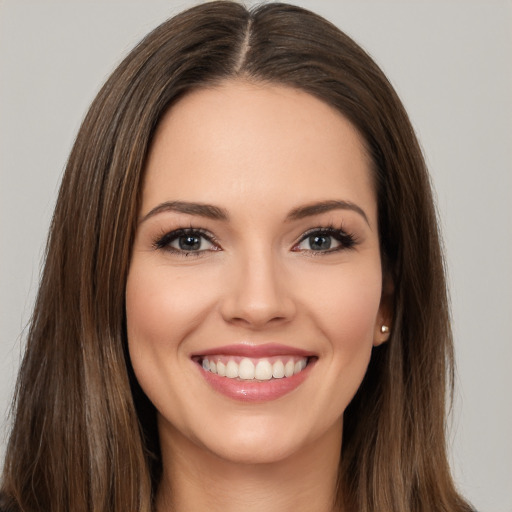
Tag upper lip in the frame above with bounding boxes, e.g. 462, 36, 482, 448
192, 343, 315, 358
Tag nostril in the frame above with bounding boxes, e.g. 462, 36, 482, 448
221, 297, 296, 328
218, 260, 297, 327
227, 313, 292, 328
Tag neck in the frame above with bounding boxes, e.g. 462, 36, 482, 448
156, 420, 342, 512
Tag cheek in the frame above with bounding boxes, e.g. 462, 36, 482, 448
124, 262, 216, 406
319, 267, 382, 409
125, 265, 176, 389
297, 259, 382, 404
302, 262, 382, 344
124, 260, 218, 416
126, 262, 215, 346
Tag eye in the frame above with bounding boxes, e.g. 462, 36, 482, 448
300, 233, 338, 251
154, 228, 218, 255
293, 227, 356, 253
172, 233, 212, 251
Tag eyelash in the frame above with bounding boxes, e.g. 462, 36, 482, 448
152, 224, 358, 257
293, 225, 358, 254
153, 228, 219, 257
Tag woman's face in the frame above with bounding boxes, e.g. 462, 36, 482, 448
126, 81, 390, 465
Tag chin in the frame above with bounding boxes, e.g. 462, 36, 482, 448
208, 434, 299, 466
185, 412, 342, 468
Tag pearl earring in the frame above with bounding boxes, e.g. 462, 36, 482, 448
380, 325, 389, 334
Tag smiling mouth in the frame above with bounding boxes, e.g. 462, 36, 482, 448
195, 355, 314, 381
192, 345, 317, 401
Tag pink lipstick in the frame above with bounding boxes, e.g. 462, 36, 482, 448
192, 343, 316, 402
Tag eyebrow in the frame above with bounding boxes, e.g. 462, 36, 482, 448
286, 200, 369, 226
140, 199, 369, 226
140, 201, 229, 223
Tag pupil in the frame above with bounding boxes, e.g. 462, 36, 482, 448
179, 235, 201, 251
310, 235, 331, 250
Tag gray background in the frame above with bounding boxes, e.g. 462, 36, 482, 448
1, 1, 511, 511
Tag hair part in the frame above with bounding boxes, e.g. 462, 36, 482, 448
1, 3, 473, 512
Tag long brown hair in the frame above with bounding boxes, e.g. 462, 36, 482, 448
1, 2, 473, 511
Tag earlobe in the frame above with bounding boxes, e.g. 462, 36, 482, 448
373, 323, 391, 346
374, 272, 393, 346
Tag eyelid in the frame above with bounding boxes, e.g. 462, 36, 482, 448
152, 224, 357, 256
292, 225, 357, 253
153, 227, 221, 255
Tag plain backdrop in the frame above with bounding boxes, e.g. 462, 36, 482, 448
1, 1, 511, 511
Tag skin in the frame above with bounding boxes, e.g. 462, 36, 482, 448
126, 80, 391, 512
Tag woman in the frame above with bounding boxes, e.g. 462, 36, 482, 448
0, 2, 474, 511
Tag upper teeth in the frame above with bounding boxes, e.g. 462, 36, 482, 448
202, 357, 308, 381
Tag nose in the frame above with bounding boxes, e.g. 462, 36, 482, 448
219, 249, 296, 329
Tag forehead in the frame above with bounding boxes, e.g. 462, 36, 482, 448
142, 80, 376, 224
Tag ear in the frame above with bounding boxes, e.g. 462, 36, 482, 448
373, 273, 394, 346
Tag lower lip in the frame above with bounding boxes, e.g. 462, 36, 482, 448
197, 360, 315, 402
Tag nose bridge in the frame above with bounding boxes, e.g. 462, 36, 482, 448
220, 243, 295, 327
